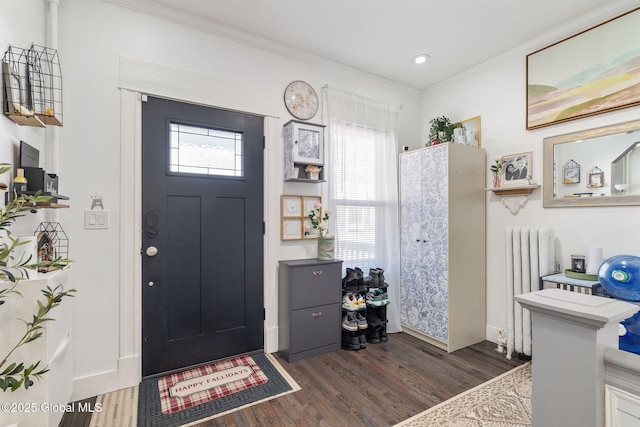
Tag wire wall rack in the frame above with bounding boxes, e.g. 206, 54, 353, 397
2, 44, 63, 127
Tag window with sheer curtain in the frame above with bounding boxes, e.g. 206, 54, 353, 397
323, 87, 401, 332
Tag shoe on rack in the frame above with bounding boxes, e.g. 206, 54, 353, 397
376, 268, 387, 288
342, 331, 360, 351
366, 327, 381, 344
365, 268, 380, 288
356, 331, 367, 349
342, 313, 358, 331
354, 267, 365, 290
366, 288, 390, 307
353, 311, 368, 329
355, 293, 366, 310
379, 327, 388, 342
342, 268, 359, 290
342, 292, 360, 310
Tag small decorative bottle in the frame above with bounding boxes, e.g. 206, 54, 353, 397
14, 168, 28, 193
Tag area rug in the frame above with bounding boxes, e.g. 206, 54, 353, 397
88, 353, 299, 427
395, 363, 532, 427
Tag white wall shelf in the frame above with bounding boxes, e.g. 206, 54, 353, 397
486, 184, 540, 215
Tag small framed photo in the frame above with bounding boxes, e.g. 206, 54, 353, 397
501, 151, 533, 186
563, 167, 580, 184
281, 218, 302, 240
281, 195, 302, 217
302, 196, 321, 217
562, 159, 580, 184
588, 171, 604, 188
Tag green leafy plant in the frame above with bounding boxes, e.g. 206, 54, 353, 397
427, 116, 456, 146
0, 285, 75, 391
490, 159, 506, 176
0, 163, 74, 392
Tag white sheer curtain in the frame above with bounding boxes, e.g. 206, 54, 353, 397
322, 87, 402, 333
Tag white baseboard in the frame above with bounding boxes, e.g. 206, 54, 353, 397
71, 369, 120, 401
118, 354, 141, 390
265, 325, 278, 354
71, 354, 142, 401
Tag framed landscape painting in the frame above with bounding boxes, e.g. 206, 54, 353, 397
526, 7, 640, 130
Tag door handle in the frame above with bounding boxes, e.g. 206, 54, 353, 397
146, 246, 158, 257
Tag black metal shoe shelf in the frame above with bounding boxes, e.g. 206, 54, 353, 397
341, 267, 390, 351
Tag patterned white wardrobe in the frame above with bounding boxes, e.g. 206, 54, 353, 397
399, 143, 486, 352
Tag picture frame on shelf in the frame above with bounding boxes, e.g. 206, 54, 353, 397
455, 116, 481, 147
526, 7, 640, 129
500, 152, 533, 186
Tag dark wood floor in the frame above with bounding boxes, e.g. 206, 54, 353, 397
60, 332, 524, 427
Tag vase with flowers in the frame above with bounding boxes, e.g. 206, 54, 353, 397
304, 202, 333, 259
490, 159, 505, 188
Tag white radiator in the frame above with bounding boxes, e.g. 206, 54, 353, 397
505, 226, 554, 359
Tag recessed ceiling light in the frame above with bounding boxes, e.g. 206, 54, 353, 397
413, 54, 430, 64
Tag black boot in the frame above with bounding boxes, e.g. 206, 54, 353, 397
365, 268, 379, 288
377, 268, 387, 287
342, 268, 359, 291
354, 267, 365, 291
366, 327, 381, 344
342, 331, 360, 351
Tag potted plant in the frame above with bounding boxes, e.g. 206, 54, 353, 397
490, 159, 505, 188
304, 202, 333, 260
427, 116, 456, 146
0, 164, 73, 392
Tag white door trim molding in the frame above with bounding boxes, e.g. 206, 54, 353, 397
116, 57, 279, 392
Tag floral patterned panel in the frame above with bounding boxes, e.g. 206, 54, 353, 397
400, 145, 449, 342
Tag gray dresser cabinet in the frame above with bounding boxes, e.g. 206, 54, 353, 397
278, 259, 342, 362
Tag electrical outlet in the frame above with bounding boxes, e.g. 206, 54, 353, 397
85, 210, 109, 229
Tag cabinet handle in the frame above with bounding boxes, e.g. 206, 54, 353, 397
312, 270, 323, 276
312, 312, 322, 318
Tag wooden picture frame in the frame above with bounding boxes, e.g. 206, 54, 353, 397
282, 218, 302, 240
282, 195, 302, 217
526, 7, 640, 129
280, 194, 322, 240
455, 116, 481, 147
500, 152, 533, 186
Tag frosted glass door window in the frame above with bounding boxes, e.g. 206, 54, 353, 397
169, 123, 244, 177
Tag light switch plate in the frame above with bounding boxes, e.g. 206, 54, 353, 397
85, 210, 109, 229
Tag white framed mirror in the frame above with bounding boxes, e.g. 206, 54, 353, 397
543, 119, 640, 207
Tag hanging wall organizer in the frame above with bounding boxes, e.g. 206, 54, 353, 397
2, 44, 63, 127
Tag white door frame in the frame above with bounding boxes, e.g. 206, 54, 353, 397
117, 57, 280, 390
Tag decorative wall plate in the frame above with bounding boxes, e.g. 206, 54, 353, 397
284, 81, 319, 120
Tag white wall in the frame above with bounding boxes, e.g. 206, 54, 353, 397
7, 0, 640, 404
0, 1, 50, 236
51, 0, 421, 400
421, 0, 640, 343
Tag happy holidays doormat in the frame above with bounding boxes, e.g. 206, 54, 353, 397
137, 353, 300, 426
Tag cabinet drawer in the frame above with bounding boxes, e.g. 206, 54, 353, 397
290, 303, 340, 354
291, 264, 340, 309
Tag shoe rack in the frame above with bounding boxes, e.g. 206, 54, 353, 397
341, 267, 390, 351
